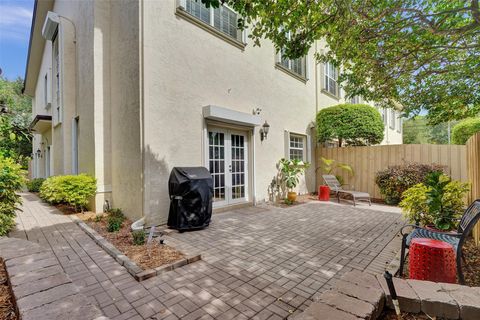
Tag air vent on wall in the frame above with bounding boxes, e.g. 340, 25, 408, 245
42, 11, 60, 41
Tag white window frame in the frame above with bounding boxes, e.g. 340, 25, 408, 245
324, 62, 339, 97
288, 133, 306, 161
53, 33, 62, 125
350, 95, 360, 104
178, 0, 244, 43
276, 32, 307, 80
390, 109, 396, 130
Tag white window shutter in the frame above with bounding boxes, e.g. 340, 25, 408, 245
306, 134, 312, 163
284, 130, 290, 159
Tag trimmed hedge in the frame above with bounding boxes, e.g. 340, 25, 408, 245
26, 178, 45, 192
375, 163, 446, 205
39, 174, 96, 211
316, 104, 384, 146
0, 155, 26, 235
452, 117, 480, 145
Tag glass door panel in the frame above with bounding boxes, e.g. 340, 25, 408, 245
208, 131, 226, 204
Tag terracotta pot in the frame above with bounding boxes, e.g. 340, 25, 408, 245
287, 192, 297, 202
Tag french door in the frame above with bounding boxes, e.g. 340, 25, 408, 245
208, 128, 248, 206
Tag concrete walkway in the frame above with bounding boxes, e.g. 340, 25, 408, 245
9, 193, 404, 319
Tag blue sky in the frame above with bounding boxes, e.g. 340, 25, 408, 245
0, 0, 35, 80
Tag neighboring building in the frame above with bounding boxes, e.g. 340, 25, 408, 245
25, 0, 402, 224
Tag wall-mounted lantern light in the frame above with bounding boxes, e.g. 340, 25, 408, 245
36, 148, 42, 158
260, 121, 270, 141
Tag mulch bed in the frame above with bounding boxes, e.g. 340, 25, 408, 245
0, 259, 17, 320
76, 212, 184, 270
379, 309, 430, 319
401, 236, 480, 287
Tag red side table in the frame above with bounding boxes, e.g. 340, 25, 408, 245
409, 238, 457, 283
318, 185, 330, 201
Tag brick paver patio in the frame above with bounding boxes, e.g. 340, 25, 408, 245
9, 193, 404, 319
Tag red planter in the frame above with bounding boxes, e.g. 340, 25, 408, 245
318, 185, 330, 201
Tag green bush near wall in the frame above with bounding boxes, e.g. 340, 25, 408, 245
452, 118, 480, 145
316, 104, 384, 146
26, 178, 45, 192
0, 155, 26, 235
39, 174, 97, 212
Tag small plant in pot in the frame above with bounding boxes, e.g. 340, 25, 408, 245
277, 158, 310, 202
318, 157, 354, 186
399, 172, 469, 231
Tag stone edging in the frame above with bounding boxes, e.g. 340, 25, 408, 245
0, 237, 107, 320
70, 216, 201, 281
292, 270, 480, 320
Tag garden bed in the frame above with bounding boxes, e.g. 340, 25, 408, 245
76, 212, 184, 271
401, 236, 480, 287
0, 258, 17, 320
379, 310, 429, 319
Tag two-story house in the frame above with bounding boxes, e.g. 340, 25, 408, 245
25, 0, 402, 225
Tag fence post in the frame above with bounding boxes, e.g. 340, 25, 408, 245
466, 132, 480, 246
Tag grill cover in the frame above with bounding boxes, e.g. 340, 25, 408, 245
168, 167, 213, 230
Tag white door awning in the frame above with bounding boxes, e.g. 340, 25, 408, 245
203, 105, 262, 127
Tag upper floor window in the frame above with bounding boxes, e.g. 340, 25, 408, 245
183, 0, 242, 42
53, 36, 61, 124
324, 62, 339, 97
350, 95, 360, 104
289, 134, 306, 161
397, 115, 402, 133
44, 73, 48, 107
390, 109, 396, 130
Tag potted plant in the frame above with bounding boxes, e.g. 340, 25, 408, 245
277, 158, 310, 202
399, 172, 469, 231
316, 157, 354, 200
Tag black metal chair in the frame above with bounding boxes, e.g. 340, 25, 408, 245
398, 199, 480, 284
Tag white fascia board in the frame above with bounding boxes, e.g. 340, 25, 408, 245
203, 105, 262, 127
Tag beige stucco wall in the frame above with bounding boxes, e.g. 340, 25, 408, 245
109, 0, 143, 220
141, 1, 319, 225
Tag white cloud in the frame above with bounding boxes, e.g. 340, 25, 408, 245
0, 4, 33, 41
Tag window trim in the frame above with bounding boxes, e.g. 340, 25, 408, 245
176, 0, 246, 50
288, 133, 307, 161
53, 34, 62, 126
322, 62, 340, 99
275, 33, 308, 81
389, 109, 396, 130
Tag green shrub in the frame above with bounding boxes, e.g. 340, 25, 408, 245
39, 174, 96, 211
0, 155, 26, 235
316, 104, 384, 146
132, 230, 145, 245
106, 208, 125, 232
399, 173, 469, 230
375, 163, 446, 205
26, 178, 45, 192
452, 118, 480, 145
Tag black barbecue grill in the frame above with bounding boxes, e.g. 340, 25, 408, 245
167, 167, 213, 231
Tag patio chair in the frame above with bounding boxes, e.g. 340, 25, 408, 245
398, 199, 480, 284
322, 175, 371, 206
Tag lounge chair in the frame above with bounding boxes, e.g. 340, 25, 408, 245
322, 174, 371, 206
398, 199, 480, 284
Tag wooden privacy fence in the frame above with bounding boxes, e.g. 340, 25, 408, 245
317, 144, 467, 200
466, 132, 480, 245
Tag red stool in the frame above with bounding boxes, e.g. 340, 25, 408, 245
318, 185, 330, 201
409, 238, 457, 283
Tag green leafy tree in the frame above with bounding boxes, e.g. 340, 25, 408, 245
403, 116, 457, 144
0, 77, 32, 167
316, 104, 384, 147
452, 117, 480, 145
202, 0, 480, 124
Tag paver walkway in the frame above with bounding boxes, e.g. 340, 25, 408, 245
10, 193, 404, 320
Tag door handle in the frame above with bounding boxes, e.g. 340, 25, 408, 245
228, 164, 232, 173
